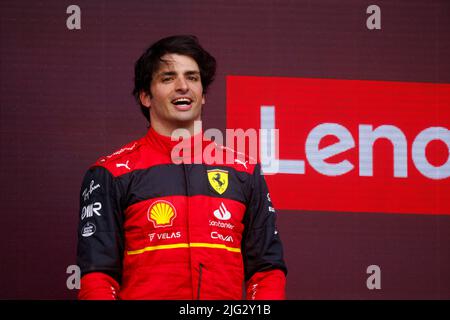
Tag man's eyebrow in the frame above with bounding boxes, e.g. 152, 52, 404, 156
157, 71, 177, 77
184, 70, 200, 75
157, 70, 200, 77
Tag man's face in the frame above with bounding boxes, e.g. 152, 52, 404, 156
140, 53, 205, 135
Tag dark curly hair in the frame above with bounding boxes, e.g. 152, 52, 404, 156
132, 35, 217, 122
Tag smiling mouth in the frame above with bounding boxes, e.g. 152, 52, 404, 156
171, 97, 193, 110
172, 97, 192, 105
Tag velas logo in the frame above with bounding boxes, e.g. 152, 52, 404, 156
227, 76, 450, 215
147, 200, 177, 228
148, 231, 181, 242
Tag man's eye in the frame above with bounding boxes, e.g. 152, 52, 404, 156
162, 77, 173, 82
188, 76, 199, 81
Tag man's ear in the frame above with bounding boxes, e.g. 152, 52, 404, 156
202, 93, 206, 105
140, 90, 152, 108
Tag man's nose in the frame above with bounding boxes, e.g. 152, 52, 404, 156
175, 77, 189, 92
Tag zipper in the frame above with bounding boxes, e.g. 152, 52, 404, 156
183, 164, 195, 299
197, 263, 204, 300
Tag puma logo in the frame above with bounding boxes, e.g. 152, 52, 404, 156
235, 159, 248, 169
116, 160, 131, 170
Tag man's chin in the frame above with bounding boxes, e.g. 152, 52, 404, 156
170, 117, 201, 130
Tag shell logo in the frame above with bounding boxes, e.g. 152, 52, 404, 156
147, 200, 177, 228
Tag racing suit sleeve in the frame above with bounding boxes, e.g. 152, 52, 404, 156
242, 164, 288, 300
77, 166, 124, 300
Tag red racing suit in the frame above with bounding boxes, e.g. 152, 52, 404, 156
77, 127, 287, 299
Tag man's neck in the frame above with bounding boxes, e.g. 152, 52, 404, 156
151, 120, 203, 138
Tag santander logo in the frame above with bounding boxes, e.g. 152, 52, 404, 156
214, 202, 231, 220
227, 76, 450, 215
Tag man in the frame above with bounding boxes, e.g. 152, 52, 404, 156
77, 35, 287, 299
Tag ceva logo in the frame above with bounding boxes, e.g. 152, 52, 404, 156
227, 76, 449, 215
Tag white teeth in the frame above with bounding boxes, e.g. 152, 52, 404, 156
172, 98, 192, 104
